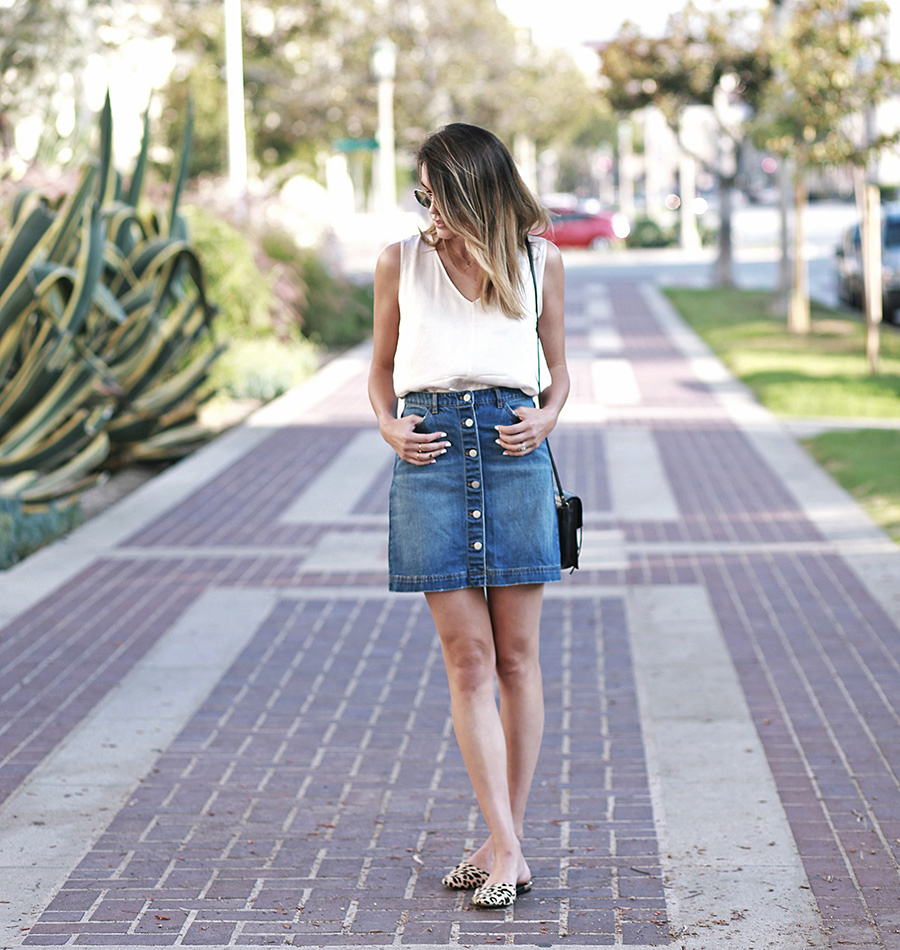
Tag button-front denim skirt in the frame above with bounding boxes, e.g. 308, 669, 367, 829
388, 387, 561, 592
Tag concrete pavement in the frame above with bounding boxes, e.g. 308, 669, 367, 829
2, 266, 900, 949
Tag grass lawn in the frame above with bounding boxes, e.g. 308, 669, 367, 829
803, 429, 900, 544
664, 287, 900, 418
664, 287, 900, 543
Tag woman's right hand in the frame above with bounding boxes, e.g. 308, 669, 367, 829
380, 414, 451, 466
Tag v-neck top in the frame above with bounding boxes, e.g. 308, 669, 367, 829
392, 233, 550, 397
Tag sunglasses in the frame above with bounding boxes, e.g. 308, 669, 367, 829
413, 189, 433, 209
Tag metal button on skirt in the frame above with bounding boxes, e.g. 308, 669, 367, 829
388, 387, 561, 592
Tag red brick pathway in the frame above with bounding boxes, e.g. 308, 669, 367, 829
3, 273, 900, 948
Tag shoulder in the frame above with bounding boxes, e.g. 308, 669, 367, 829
377, 241, 402, 269
375, 242, 402, 296
375, 242, 401, 280
543, 240, 563, 273
378, 234, 430, 270
528, 236, 562, 273
376, 236, 417, 274
540, 240, 564, 302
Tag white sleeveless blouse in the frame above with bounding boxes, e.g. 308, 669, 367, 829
392, 234, 550, 398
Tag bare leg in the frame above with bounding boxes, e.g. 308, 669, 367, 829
465, 584, 545, 877
491, 583, 545, 833
427, 584, 544, 887
426, 587, 529, 886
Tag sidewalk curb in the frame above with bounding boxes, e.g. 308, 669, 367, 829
642, 285, 900, 627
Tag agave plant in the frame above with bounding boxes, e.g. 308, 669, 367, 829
0, 92, 223, 507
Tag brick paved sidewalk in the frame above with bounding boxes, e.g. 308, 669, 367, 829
2, 272, 900, 949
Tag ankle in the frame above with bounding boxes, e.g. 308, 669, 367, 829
493, 841, 523, 864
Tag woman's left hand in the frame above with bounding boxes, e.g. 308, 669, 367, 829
494, 406, 557, 456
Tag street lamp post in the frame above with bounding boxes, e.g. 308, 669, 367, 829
371, 37, 397, 215
224, 0, 248, 215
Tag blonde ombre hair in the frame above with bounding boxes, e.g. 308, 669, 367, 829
417, 124, 550, 319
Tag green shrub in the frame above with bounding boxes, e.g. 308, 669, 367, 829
209, 336, 320, 401
626, 217, 675, 248
184, 211, 374, 351
181, 212, 320, 398
300, 252, 374, 348
0, 497, 83, 570
182, 205, 274, 337
260, 228, 374, 349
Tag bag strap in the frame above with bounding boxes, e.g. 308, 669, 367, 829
525, 240, 565, 499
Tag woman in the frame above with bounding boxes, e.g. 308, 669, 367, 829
368, 123, 569, 909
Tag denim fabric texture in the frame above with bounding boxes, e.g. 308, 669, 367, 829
388, 387, 561, 592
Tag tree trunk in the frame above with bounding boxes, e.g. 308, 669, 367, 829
856, 174, 882, 374
788, 177, 810, 334
767, 1, 790, 317
715, 173, 734, 287
768, 158, 791, 316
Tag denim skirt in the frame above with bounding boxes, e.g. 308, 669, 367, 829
388, 387, 561, 592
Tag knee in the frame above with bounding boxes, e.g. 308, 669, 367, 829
495, 641, 540, 686
443, 639, 495, 692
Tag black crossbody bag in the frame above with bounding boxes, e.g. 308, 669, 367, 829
526, 241, 582, 572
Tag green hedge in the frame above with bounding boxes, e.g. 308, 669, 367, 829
260, 228, 374, 349
208, 336, 320, 402
626, 217, 674, 248
181, 205, 275, 338
186, 205, 374, 351
0, 498, 83, 570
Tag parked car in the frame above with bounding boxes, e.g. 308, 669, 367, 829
543, 206, 631, 249
835, 209, 900, 321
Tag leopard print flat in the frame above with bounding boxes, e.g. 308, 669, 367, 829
471, 879, 533, 908
441, 861, 490, 889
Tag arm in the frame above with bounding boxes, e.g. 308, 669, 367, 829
535, 241, 570, 417
494, 242, 569, 454
368, 243, 450, 465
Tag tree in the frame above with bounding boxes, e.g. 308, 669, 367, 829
153, 0, 601, 183
0, 0, 113, 164
387, 0, 599, 152
598, 3, 772, 286
754, 0, 900, 346
156, 0, 362, 177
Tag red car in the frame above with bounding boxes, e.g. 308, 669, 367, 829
543, 206, 630, 249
